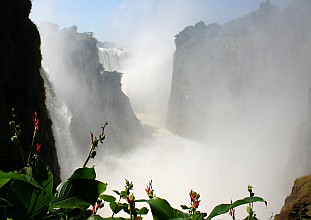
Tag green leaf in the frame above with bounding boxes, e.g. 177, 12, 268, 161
50, 196, 90, 209
99, 194, 116, 202
51, 179, 107, 210
89, 215, 127, 220
146, 197, 189, 220
27, 157, 50, 185
0, 170, 42, 189
120, 190, 128, 198
0, 197, 11, 207
206, 196, 266, 220
39, 209, 64, 220
69, 167, 96, 180
231, 196, 266, 209
109, 201, 123, 214
181, 205, 189, 210
87, 215, 106, 220
7, 159, 53, 218
206, 204, 231, 220
122, 203, 130, 214
137, 207, 149, 215
191, 213, 205, 220
113, 190, 120, 195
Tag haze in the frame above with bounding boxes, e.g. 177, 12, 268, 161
29, 1, 311, 219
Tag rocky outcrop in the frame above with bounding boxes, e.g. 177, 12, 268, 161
167, 1, 311, 216
39, 24, 142, 158
275, 173, 311, 219
167, 0, 311, 142
0, 0, 60, 185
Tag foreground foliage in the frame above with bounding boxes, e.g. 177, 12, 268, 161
0, 111, 267, 219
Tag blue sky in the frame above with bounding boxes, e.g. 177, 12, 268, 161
30, 0, 292, 45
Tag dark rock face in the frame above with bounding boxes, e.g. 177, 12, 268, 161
0, 0, 60, 184
167, 0, 311, 142
39, 24, 142, 159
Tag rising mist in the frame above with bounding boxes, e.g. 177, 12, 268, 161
31, 0, 311, 219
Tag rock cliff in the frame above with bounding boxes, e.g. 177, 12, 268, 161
39, 24, 142, 161
275, 173, 311, 219
167, 0, 311, 141
0, 0, 60, 185
167, 0, 311, 217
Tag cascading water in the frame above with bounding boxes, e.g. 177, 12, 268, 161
98, 47, 126, 72
34, 1, 311, 219
40, 67, 74, 180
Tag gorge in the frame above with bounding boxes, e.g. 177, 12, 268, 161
38, 24, 143, 178
167, 0, 311, 177
0, 0, 310, 219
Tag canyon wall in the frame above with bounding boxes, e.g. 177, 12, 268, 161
0, 0, 60, 184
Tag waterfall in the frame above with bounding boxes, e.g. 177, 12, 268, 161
98, 47, 126, 72
40, 67, 74, 180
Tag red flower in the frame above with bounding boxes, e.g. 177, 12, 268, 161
229, 200, 235, 219
192, 200, 201, 209
36, 143, 41, 154
32, 112, 40, 132
145, 188, 150, 194
189, 190, 197, 202
91, 199, 103, 214
229, 208, 235, 219
127, 196, 135, 207
145, 180, 154, 198
96, 202, 101, 210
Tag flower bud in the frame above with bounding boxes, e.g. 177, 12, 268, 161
93, 138, 99, 146
91, 150, 96, 158
15, 130, 21, 138
100, 134, 105, 140
9, 121, 15, 128
11, 136, 19, 145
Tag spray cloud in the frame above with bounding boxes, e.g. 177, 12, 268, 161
31, 0, 311, 219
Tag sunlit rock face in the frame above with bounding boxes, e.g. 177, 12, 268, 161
275, 173, 311, 220
39, 24, 142, 164
167, 1, 311, 143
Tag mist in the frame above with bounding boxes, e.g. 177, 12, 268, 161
114, 0, 209, 118
30, 0, 311, 219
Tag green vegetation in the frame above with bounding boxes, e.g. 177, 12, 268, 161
0, 111, 266, 219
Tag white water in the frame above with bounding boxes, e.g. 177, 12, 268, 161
98, 47, 126, 72
35, 2, 311, 218
38, 31, 306, 220
40, 67, 75, 180
39, 40, 300, 220
92, 114, 288, 220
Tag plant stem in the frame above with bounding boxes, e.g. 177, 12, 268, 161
18, 146, 25, 166
27, 131, 37, 165
83, 144, 93, 167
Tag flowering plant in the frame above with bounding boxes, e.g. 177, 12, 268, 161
0, 111, 267, 219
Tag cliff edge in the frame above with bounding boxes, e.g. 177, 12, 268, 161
0, 0, 60, 185
275, 173, 311, 219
